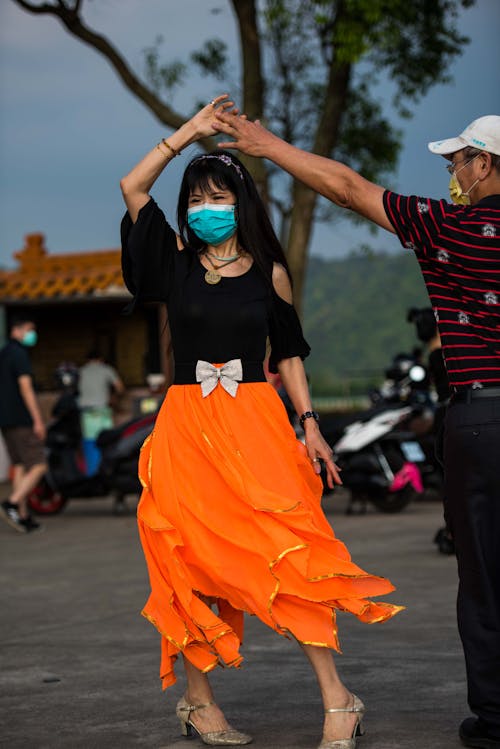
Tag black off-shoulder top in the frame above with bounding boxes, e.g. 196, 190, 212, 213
120, 198, 310, 373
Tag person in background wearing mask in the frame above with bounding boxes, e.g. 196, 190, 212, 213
214, 110, 500, 748
0, 316, 47, 533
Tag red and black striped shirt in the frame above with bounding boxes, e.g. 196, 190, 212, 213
383, 192, 500, 388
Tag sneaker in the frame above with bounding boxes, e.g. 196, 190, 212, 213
21, 514, 44, 534
460, 718, 500, 748
0, 500, 28, 533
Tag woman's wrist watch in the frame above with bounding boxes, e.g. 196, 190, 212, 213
299, 410, 320, 428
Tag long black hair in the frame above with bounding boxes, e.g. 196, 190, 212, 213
177, 150, 291, 286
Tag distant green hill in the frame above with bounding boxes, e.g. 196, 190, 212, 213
303, 252, 430, 394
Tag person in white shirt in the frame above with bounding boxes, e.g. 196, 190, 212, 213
78, 349, 125, 474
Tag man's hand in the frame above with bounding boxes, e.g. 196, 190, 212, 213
18, 374, 46, 441
213, 110, 277, 158
33, 418, 46, 442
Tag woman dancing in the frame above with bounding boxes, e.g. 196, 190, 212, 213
120, 95, 402, 749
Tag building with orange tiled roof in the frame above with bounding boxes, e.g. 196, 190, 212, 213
0, 233, 127, 302
0, 234, 170, 391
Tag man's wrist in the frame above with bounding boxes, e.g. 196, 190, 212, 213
260, 129, 284, 161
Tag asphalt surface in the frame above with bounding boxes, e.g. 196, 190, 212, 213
0, 488, 468, 749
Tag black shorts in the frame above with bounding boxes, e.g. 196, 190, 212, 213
1, 426, 46, 470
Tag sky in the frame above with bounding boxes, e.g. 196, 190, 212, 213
0, 0, 499, 269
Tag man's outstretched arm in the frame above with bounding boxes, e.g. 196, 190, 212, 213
214, 113, 395, 234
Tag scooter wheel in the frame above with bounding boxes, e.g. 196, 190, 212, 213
371, 484, 415, 513
27, 478, 67, 515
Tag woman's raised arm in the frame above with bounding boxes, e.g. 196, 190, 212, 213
120, 95, 234, 223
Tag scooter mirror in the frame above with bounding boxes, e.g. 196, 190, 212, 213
409, 365, 426, 383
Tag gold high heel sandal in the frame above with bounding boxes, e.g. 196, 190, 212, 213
318, 694, 365, 749
175, 696, 253, 746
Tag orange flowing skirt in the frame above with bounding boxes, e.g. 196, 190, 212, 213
137, 381, 403, 689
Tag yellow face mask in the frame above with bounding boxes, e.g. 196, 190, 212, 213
448, 154, 481, 205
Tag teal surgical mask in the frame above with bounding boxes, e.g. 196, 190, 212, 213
21, 329, 38, 347
187, 203, 237, 246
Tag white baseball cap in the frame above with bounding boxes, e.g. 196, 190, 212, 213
428, 115, 500, 157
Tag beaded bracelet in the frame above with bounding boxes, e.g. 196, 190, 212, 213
299, 410, 319, 427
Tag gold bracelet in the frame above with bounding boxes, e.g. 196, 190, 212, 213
156, 142, 171, 158
161, 138, 179, 157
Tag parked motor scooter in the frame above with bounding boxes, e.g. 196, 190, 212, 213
27, 364, 157, 515
319, 360, 428, 513
375, 350, 444, 496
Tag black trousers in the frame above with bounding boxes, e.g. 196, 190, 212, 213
444, 397, 500, 735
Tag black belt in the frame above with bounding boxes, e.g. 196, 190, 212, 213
174, 360, 266, 386
451, 386, 500, 403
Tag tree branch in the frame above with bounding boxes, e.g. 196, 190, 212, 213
11, 0, 217, 151
230, 0, 269, 202
230, 0, 264, 119
286, 6, 353, 310
14, 0, 56, 12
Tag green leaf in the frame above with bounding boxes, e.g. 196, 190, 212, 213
191, 38, 228, 80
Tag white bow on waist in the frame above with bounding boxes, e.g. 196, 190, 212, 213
195, 359, 243, 398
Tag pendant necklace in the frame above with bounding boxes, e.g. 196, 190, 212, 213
204, 252, 241, 285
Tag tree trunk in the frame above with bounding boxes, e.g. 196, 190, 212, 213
286, 185, 318, 309
286, 61, 351, 316
230, 0, 269, 205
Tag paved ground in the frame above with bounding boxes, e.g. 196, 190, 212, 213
0, 488, 468, 749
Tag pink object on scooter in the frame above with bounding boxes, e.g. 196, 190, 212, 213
390, 462, 423, 494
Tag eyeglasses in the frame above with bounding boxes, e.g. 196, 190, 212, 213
446, 153, 481, 175
446, 158, 469, 175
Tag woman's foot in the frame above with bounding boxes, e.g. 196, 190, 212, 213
176, 695, 253, 745
184, 694, 231, 735
320, 692, 365, 747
